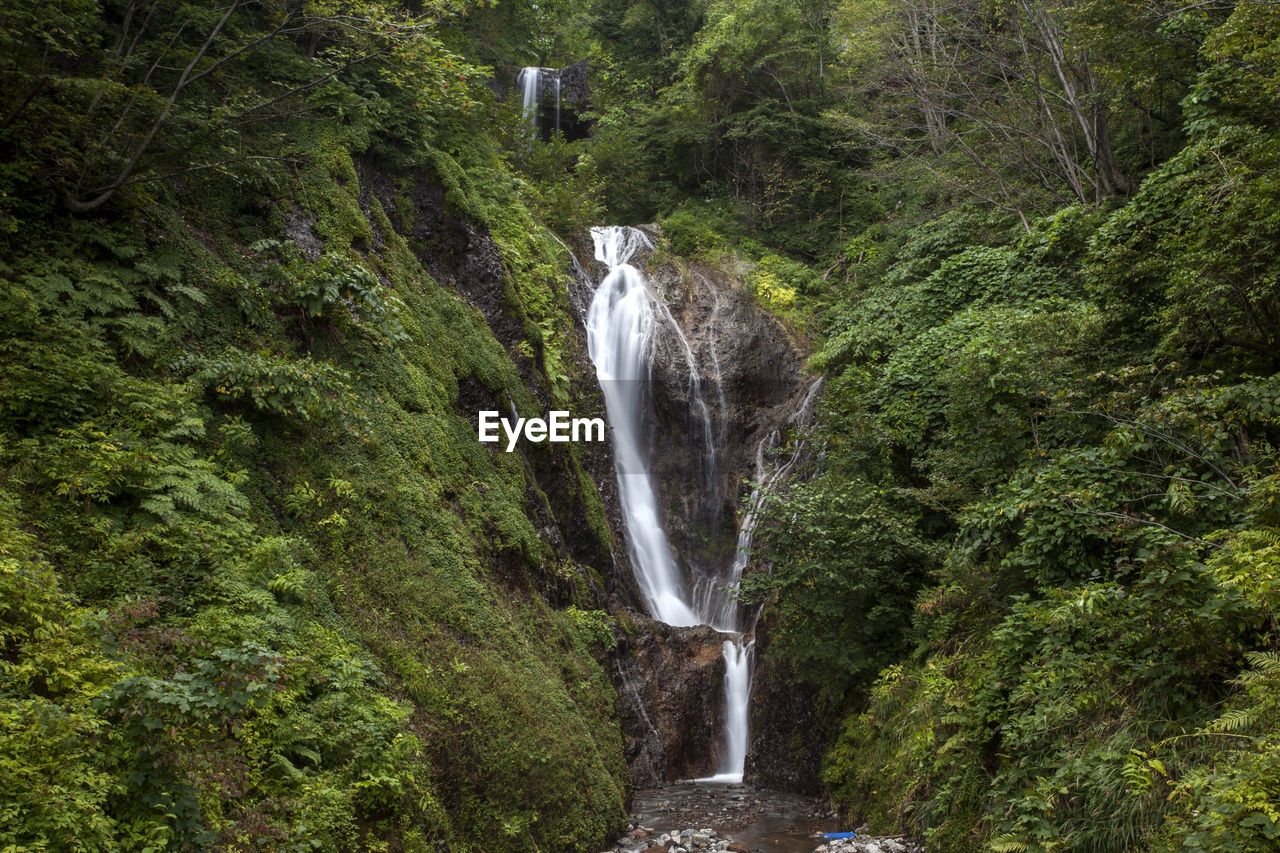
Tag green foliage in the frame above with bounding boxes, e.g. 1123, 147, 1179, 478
564, 605, 618, 652
259, 246, 409, 343
580, 0, 876, 255
514, 134, 607, 238
745, 474, 942, 705
0, 0, 483, 217
179, 347, 364, 426
0, 4, 630, 843
758, 13, 1280, 841
660, 200, 738, 258
0, 487, 137, 850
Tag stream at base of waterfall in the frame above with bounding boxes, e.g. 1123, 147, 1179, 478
597, 782, 924, 853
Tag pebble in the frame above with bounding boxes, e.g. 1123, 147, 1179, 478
606, 821, 924, 853
603, 786, 923, 853
607, 824, 730, 853
813, 835, 922, 853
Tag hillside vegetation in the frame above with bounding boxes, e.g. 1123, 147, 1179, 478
1, 2, 627, 849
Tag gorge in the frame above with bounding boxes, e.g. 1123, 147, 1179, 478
4, 2, 1280, 851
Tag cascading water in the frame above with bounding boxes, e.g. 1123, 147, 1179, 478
587, 226, 700, 628
587, 226, 816, 784
517, 66, 563, 131
701, 639, 752, 783
517, 66, 540, 121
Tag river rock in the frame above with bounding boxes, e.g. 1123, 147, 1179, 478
810, 836, 924, 853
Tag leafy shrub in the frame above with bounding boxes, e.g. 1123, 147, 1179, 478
179, 348, 363, 427
659, 200, 738, 257
0, 489, 139, 850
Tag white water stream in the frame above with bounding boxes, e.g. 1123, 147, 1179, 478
587, 226, 701, 628
517, 66, 562, 131
517, 66, 540, 120
586, 226, 814, 783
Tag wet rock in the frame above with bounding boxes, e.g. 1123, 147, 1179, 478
643, 248, 807, 605
744, 611, 830, 793
613, 620, 729, 784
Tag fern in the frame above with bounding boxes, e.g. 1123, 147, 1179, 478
1209, 707, 1260, 734
178, 348, 364, 427
1241, 651, 1280, 679
1207, 652, 1280, 734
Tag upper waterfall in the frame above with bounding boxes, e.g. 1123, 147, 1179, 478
516, 66, 540, 120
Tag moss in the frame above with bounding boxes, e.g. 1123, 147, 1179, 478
1, 113, 627, 851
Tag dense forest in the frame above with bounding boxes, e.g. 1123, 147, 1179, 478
2, 0, 1279, 851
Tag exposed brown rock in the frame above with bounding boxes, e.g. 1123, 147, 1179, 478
644, 252, 806, 615
615, 619, 729, 785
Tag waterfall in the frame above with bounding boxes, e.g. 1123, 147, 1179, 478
587, 226, 699, 628
517, 66, 540, 121
517, 66, 563, 131
587, 226, 818, 784
702, 639, 753, 783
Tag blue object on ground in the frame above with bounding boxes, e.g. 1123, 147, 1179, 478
822, 832, 859, 839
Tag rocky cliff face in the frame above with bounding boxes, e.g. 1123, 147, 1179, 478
743, 611, 831, 794
568, 227, 815, 786
614, 620, 729, 786
643, 252, 806, 616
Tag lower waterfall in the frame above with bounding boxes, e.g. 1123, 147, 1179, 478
703, 638, 753, 783
586, 225, 810, 783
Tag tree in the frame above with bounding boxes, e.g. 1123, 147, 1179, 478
0, 0, 472, 214
831, 0, 1212, 222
